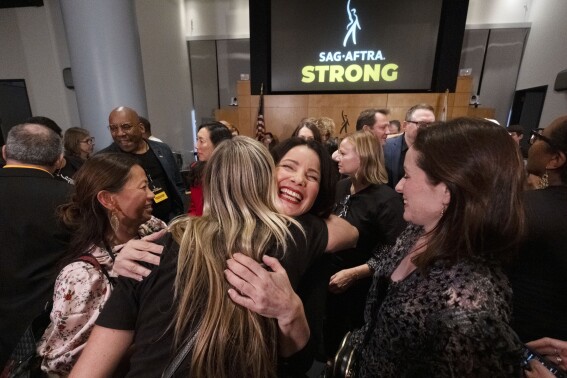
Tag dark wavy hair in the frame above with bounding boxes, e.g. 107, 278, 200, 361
412, 117, 525, 269
292, 118, 322, 143
189, 122, 233, 187
58, 153, 139, 264
270, 137, 337, 218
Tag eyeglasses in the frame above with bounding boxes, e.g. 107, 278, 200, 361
108, 123, 135, 134
530, 128, 566, 153
333, 194, 351, 218
406, 120, 432, 129
80, 137, 95, 145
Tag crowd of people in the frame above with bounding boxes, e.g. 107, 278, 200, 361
1, 104, 566, 378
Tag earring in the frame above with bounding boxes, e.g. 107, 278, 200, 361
440, 205, 446, 217
110, 212, 120, 233
538, 170, 549, 189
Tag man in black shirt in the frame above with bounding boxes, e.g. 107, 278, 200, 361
0, 123, 71, 368
99, 106, 187, 221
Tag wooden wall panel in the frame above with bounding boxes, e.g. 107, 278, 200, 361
238, 95, 251, 108
455, 76, 473, 93
238, 107, 253, 136
467, 107, 496, 119
215, 107, 239, 127
227, 78, 490, 138
386, 93, 440, 108
265, 95, 309, 108
451, 107, 469, 118
265, 107, 309, 139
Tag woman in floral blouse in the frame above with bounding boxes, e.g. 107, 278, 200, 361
37, 153, 166, 375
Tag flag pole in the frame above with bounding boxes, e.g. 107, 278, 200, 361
255, 83, 266, 141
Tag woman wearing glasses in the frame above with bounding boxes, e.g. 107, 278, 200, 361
56, 127, 95, 183
324, 130, 405, 356
508, 115, 567, 375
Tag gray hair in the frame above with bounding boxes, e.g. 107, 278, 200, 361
5, 123, 63, 166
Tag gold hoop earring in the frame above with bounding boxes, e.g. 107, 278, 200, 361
110, 212, 120, 233
538, 170, 549, 189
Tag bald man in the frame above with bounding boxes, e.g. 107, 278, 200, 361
99, 107, 187, 221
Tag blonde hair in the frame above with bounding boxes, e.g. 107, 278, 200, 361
170, 136, 299, 378
316, 116, 335, 139
345, 131, 388, 185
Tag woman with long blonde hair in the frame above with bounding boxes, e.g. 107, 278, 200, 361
71, 136, 348, 377
169, 136, 297, 377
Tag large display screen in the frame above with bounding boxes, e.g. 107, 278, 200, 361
270, 0, 444, 92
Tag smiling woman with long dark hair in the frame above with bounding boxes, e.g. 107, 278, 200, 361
37, 153, 165, 375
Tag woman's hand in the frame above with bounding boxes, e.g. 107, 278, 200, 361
112, 229, 166, 281
525, 337, 567, 373
328, 264, 371, 294
328, 268, 357, 294
225, 253, 309, 357
524, 359, 558, 378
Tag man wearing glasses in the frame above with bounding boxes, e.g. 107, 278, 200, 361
384, 103, 435, 189
99, 106, 187, 222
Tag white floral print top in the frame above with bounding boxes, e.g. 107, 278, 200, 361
36, 216, 166, 375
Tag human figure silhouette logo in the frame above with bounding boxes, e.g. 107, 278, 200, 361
343, 0, 361, 47
340, 110, 350, 134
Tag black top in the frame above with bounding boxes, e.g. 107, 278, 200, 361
331, 178, 406, 268
351, 225, 524, 377
509, 186, 567, 342
55, 154, 85, 184
134, 148, 173, 222
0, 168, 72, 367
96, 214, 328, 377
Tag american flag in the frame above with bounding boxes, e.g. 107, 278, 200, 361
439, 89, 449, 122
255, 83, 266, 141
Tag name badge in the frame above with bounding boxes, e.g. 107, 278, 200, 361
154, 191, 168, 203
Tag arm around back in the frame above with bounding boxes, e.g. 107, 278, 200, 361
69, 325, 133, 378
324, 214, 358, 253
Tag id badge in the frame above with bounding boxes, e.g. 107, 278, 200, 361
154, 190, 168, 203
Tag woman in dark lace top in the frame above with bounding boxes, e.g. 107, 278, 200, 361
351, 118, 527, 377
225, 118, 528, 376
